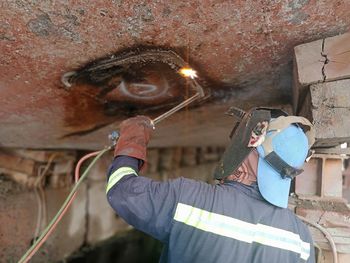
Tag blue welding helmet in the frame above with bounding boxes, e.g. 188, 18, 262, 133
256, 123, 309, 208
214, 107, 315, 208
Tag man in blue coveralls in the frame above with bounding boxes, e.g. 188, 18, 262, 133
106, 107, 316, 263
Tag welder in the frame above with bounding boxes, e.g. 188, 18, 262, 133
105, 107, 316, 263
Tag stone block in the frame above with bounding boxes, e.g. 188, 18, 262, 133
198, 146, 223, 163
0, 180, 37, 262
85, 151, 114, 181
158, 148, 182, 171
0, 182, 86, 262
147, 149, 160, 174
87, 181, 130, 245
180, 163, 216, 183
181, 147, 197, 166
40, 186, 87, 261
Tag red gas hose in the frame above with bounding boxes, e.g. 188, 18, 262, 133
19, 149, 109, 263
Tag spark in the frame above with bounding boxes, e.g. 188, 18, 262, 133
179, 67, 197, 79
340, 142, 348, 149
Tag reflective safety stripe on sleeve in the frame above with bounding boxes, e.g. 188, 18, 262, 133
174, 203, 310, 261
106, 167, 137, 194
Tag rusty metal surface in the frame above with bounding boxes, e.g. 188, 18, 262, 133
61, 48, 206, 135
0, 1, 349, 149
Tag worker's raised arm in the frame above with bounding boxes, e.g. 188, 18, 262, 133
105, 116, 181, 242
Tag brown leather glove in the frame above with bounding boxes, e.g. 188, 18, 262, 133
114, 116, 154, 169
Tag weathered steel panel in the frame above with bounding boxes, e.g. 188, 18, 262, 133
0, 1, 349, 149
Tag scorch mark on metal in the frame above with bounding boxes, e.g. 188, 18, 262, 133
60, 47, 208, 137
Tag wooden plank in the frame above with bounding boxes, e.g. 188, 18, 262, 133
298, 79, 350, 148
309, 227, 350, 253
312, 229, 350, 244
327, 228, 350, 238
0, 151, 35, 175
293, 39, 324, 113
294, 38, 324, 86
13, 149, 76, 163
297, 207, 350, 253
314, 241, 350, 254
293, 32, 350, 112
293, 32, 350, 85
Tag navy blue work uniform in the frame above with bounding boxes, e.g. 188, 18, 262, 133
106, 156, 315, 263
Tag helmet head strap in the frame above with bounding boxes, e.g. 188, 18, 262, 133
214, 108, 315, 181
259, 116, 315, 179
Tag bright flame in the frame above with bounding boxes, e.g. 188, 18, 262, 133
179, 67, 197, 79
340, 142, 348, 149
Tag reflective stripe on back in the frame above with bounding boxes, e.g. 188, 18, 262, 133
174, 203, 310, 261
106, 167, 137, 193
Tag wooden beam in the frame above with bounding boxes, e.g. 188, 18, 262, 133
299, 79, 350, 148
293, 32, 350, 113
0, 151, 36, 175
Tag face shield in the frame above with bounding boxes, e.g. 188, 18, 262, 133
214, 107, 315, 208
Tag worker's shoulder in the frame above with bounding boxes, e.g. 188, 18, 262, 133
166, 177, 217, 196
168, 176, 213, 188
167, 178, 254, 199
278, 208, 312, 238
283, 208, 306, 225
